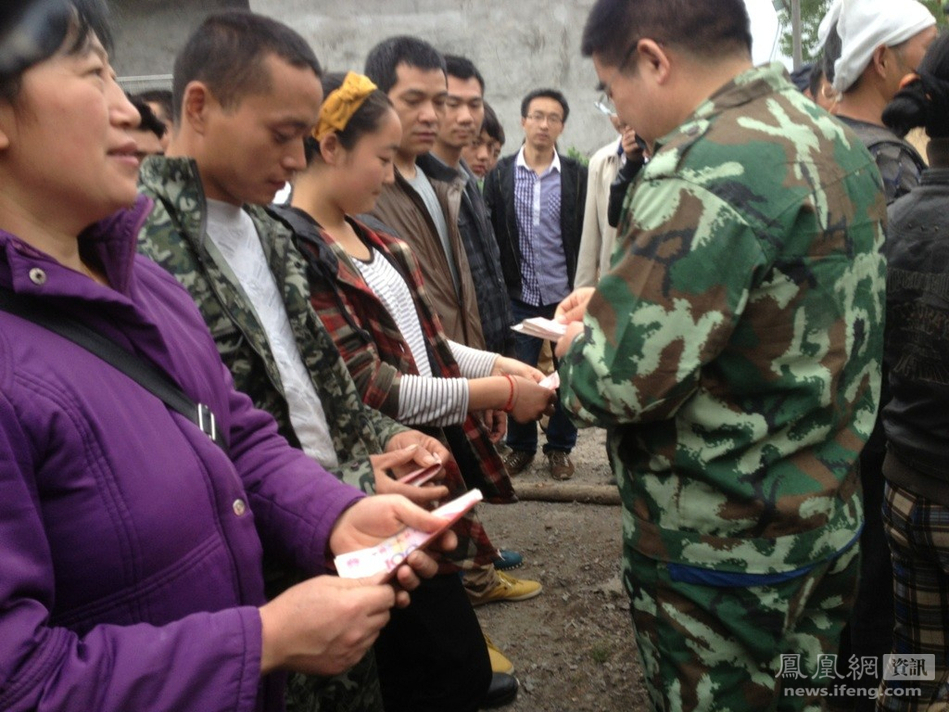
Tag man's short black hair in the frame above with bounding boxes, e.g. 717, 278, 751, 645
172, 10, 321, 123
521, 88, 570, 123
129, 96, 166, 139
364, 35, 446, 94
790, 63, 813, 93
134, 88, 173, 124
807, 63, 825, 99
581, 0, 751, 66
444, 54, 484, 92
821, 24, 842, 86
482, 101, 505, 145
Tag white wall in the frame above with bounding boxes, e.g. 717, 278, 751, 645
112, 0, 248, 87
114, 0, 783, 157
250, 0, 616, 157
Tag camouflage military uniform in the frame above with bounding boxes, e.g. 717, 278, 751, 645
559, 64, 888, 711
137, 157, 397, 712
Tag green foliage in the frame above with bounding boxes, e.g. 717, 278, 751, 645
565, 146, 590, 167
774, 0, 829, 62
775, 0, 947, 63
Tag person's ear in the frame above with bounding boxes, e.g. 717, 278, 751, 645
0, 100, 15, 151
180, 81, 212, 135
319, 132, 342, 165
0, 115, 10, 152
637, 39, 672, 85
871, 45, 889, 79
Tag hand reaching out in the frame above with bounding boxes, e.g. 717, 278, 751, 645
492, 355, 545, 383
554, 287, 595, 324
259, 573, 396, 676
510, 376, 557, 424
370, 445, 448, 507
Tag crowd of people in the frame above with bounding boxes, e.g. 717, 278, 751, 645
1, 0, 949, 710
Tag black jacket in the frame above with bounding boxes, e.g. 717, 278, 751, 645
882, 167, 949, 499
417, 154, 514, 355
482, 151, 588, 301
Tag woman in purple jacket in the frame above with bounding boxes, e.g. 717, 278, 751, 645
0, 3, 450, 711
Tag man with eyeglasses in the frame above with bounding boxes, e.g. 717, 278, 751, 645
552, 0, 888, 709
483, 88, 587, 482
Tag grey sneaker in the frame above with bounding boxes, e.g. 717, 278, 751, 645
547, 450, 574, 481
502, 449, 534, 476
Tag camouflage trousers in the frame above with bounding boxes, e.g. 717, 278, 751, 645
285, 651, 384, 712
624, 543, 860, 712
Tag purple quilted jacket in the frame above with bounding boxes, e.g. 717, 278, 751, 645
0, 197, 362, 712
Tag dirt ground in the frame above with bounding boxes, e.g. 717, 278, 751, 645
475, 426, 652, 711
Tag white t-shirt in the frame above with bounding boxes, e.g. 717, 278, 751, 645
205, 199, 338, 468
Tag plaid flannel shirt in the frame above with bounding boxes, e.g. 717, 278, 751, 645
280, 208, 517, 568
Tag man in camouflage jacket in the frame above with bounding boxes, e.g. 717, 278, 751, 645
133, 18, 490, 711
136, 155, 401, 712
558, 1, 889, 710
139, 154, 498, 712
138, 157, 410, 495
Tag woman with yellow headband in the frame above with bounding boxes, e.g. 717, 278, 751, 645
273, 71, 555, 711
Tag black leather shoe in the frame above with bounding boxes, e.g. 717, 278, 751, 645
480, 672, 519, 708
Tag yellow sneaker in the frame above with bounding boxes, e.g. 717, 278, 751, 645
485, 634, 514, 674
469, 571, 543, 607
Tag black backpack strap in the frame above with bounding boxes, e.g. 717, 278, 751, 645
0, 288, 228, 453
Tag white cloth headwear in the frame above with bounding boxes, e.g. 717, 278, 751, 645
812, 0, 842, 55
833, 0, 935, 93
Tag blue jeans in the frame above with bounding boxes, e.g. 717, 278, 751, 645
506, 299, 577, 455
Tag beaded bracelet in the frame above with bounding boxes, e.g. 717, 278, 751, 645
502, 374, 516, 413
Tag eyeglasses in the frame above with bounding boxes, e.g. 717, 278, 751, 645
594, 98, 614, 117
525, 112, 564, 126
595, 42, 640, 116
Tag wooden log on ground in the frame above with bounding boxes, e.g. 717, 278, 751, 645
514, 482, 621, 506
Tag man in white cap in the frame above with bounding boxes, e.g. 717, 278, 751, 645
834, 0, 936, 202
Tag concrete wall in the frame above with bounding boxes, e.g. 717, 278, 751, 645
112, 2, 786, 155
250, 0, 616, 156
112, 0, 248, 92
113, 0, 619, 157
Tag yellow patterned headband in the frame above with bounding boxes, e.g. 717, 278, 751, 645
314, 72, 378, 141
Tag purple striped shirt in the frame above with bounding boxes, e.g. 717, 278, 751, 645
513, 147, 570, 306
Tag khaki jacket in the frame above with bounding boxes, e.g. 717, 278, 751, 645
366, 165, 485, 348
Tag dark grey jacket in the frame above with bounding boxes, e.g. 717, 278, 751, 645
418, 154, 514, 355
883, 167, 949, 502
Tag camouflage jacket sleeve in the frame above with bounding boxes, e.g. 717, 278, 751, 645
559, 175, 766, 426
